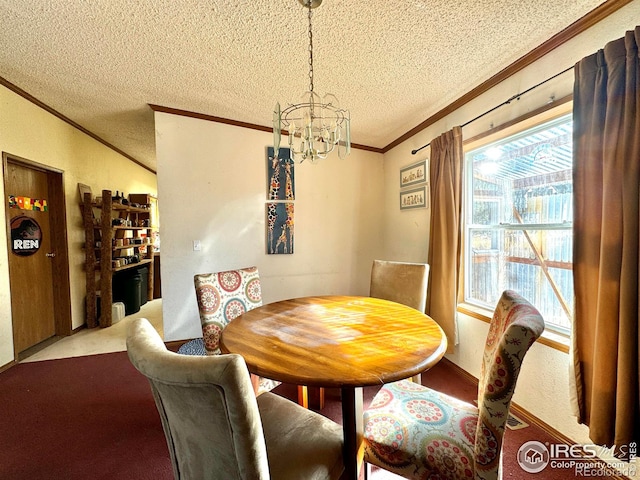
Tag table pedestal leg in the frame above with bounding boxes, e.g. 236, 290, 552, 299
341, 386, 363, 480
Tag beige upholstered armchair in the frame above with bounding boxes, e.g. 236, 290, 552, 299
127, 318, 345, 480
362, 290, 544, 480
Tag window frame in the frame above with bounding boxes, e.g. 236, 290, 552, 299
457, 99, 573, 353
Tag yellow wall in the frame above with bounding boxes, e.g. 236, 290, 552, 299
0, 84, 157, 367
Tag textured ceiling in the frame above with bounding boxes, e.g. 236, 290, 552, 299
0, 0, 609, 172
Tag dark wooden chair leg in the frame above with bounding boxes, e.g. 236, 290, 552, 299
297, 386, 326, 409
297, 385, 309, 408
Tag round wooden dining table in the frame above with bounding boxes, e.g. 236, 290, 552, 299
220, 295, 447, 480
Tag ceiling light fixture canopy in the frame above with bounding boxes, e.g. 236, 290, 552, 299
273, 0, 350, 164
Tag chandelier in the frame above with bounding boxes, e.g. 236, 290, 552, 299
273, 0, 350, 164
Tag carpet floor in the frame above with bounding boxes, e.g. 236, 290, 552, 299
0, 351, 622, 479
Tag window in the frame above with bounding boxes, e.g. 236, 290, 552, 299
464, 113, 573, 335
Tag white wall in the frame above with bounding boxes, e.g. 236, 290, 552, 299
0, 85, 157, 367
155, 113, 384, 341
381, 1, 640, 449
150, 1, 640, 461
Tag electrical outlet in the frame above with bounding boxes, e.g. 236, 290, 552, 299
193, 240, 201, 251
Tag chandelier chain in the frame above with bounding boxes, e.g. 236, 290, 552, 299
273, 0, 351, 163
307, 1, 314, 94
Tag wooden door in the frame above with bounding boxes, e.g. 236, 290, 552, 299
5, 160, 56, 354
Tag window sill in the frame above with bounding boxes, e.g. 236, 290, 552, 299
457, 304, 570, 354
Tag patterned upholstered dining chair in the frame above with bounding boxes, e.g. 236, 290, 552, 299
362, 290, 545, 480
178, 267, 279, 396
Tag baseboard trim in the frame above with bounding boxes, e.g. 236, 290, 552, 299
440, 358, 631, 480
72, 324, 87, 334
441, 358, 572, 441
0, 359, 17, 374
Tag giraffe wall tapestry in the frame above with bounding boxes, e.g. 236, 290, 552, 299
266, 147, 294, 254
266, 202, 294, 254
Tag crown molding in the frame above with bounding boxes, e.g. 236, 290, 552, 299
148, 104, 383, 154
382, 0, 633, 153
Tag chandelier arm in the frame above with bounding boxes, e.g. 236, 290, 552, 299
274, 0, 350, 164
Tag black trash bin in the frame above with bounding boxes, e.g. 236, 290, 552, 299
123, 272, 142, 315
113, 270, 142, 316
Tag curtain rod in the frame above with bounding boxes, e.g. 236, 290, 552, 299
410, 65, 575, 155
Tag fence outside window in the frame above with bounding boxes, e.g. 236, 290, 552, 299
464, 114, 573, 335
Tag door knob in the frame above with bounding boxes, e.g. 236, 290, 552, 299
46, 252, 56, 258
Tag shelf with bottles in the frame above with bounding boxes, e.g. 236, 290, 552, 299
92, 226, 154, 270
112, 258, 153, 273
110, 242, 154, 251
90, 192, 154, 228
83, 189, 155, 329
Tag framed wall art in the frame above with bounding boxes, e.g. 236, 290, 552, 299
267, 147, 294, 201
400, 186, 427, 210
400, 159, 427, 188
266, 147, 295, 254
266, 202, 294, 254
